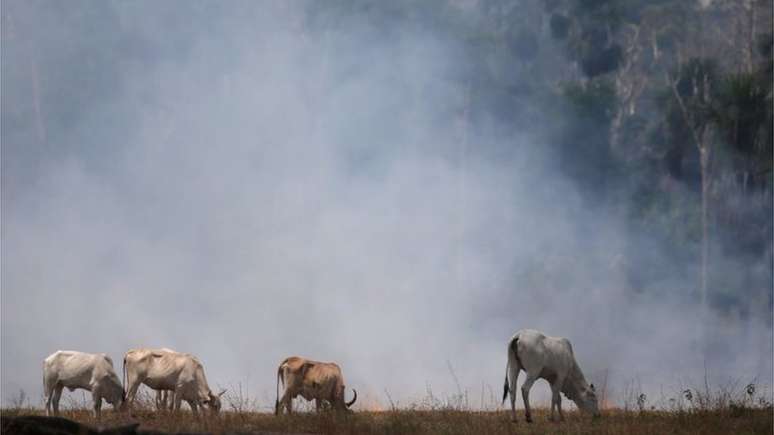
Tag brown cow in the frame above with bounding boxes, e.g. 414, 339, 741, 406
275, 356, 357, 414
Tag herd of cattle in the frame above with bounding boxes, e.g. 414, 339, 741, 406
41, 329, 600, 422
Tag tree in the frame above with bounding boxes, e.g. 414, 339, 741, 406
666, 58, 718, 312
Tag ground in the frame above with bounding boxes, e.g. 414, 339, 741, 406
1, 406, 772, 434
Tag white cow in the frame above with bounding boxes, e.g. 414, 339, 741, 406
43, 350, 125, 419
123, 348, 224, 415
502, 329, 599, 422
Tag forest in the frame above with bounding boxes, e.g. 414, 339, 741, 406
5, 0, 771, 328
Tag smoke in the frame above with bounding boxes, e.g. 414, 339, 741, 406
2, 1, 771, 410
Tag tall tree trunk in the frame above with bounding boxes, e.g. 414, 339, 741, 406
668, 69, 714, 315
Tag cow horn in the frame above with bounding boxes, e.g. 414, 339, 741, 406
218, 389, 227, 397
346, 388, 357, 408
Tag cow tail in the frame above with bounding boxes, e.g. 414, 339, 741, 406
503, 335, 519, 404
502, 346, 510, 404
346, 388, 357, 408
122, 356, 127, 395
275, 365, 284, 414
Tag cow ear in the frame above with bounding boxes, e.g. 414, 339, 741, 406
218, 389, 227, 397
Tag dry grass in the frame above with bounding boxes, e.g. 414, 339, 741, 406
2, 406, 772, 434
4, 381, 771, 434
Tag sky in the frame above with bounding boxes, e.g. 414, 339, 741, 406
2, 1, 771, 411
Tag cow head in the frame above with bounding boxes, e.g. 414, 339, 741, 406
204, 389, 226, 413
577, 383, 600, 417
105, 382, 126, 411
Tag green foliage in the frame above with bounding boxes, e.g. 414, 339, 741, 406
712, 73, 770, 157
562, 79, 617, 124
555, 79, 621, 198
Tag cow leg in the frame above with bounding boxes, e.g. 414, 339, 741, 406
550, 394, 555, 421
93, 393, 102, 420
508, 361, 521, 422
167, 391, 176, 411
556, 392, 564, 422
278, 392, 293, 415
44, 382, 55, 416
158, 390, 172, 411
188, 400, 199, 417
551, 382, 563, 421
548, 382, 555, 421
315, 399, 322, 413
173, 392, 183, 412
550, 379, 564, 422
51, 385, 64, 416
520, 375, 538, 423
124, 376, 143, 409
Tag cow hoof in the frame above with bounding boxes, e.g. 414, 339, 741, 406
510, 418, 518, 423
525, 416, 533, 423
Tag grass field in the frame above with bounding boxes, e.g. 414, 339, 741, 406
3, 383, 772, 434
2, 406, 772, 434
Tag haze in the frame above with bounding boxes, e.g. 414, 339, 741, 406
2, 0, 771, 410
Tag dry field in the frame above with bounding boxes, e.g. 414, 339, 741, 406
3, 384, 772, 434
2, 406, 772, 434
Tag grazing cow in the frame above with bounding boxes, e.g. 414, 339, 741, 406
502, 329, 599, 422
275, 356, 357, 414
43, 350, 125, 419
123, 348, 225, 415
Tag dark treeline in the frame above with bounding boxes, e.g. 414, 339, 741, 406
305, 0, 774, 324
3, 0, 772, 324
